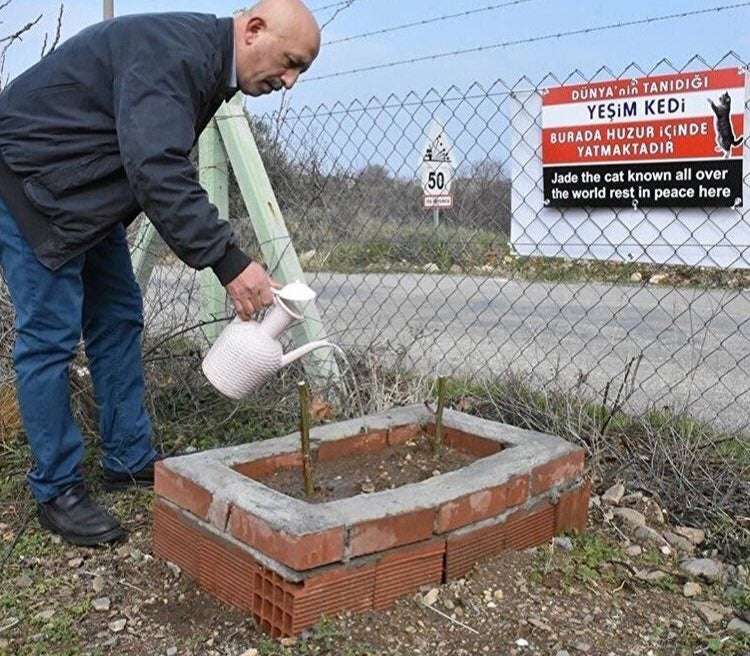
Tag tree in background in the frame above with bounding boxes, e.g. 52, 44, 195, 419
0, 1, 64, 91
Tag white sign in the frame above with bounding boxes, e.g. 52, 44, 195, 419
508, 78, 750, 269
542, 68, 745, 208
420, 120, 454, 208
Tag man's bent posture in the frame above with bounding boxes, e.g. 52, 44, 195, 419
0, 0, 320, 545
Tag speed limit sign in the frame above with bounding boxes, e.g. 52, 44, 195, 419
420, 120, 454, 209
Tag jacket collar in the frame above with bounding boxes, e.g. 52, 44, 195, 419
218, 16, 239, 101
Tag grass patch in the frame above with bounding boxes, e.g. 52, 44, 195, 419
530, 533, 625, 589
648, 573, 679, 593
274, 221, 750, 291
1, 566, 89, 656
256, 618, 376, 655
703, 634, 750, 655
726, 587, 750, 613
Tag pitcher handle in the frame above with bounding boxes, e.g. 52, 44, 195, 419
271, 289, 304, 320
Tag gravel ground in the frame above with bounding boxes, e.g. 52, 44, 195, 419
1, 480, 749, 656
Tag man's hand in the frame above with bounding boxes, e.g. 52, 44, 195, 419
225, 262, 277, 320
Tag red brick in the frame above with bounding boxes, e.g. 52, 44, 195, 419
317, 430, 388, 461
505, 502, 556, 550
155, 462, 212, 520
443, 427, 504, 457
199, 532, 257, 612
555, 479, 591, 534
445, 503, 557, 580
446, 522, 507, 580
229, 506, 344, 571
373, 540, 445, 610
251, 566, 299, 638
234, 451, 303, 479
435, 475, 529, 533
530, 450, 585, 496
386, 424, 422, 446
292, 563, 376, 634
349, 508, 435, 558
153, 415, 593, 639
154, 499, 258, 609
153, 499, 201, 579
155, 478, 582, 639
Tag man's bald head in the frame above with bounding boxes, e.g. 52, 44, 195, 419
234, 0, 320, 97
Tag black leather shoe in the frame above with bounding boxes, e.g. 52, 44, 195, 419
102, 455, 162, 492
37, 483, 126, 546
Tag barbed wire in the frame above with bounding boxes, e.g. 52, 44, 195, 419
323, 0, 538, 47
310, 0, 356, 13
319, 0, 358, 30
304, 1, 750, 82
287, 0, 362, 119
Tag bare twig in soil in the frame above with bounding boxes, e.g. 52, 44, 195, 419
0, 617, 20, 634
298, 381, 314, 497
603, 559, 637, 577
119, 580, 148, 595
612, 580, 626, 593
600, 353, 642, 436
0, 507, 34, 575
422, 602, 480, 635
433, 376, 447, 454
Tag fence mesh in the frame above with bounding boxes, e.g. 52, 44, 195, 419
2, 54, 750, 440
168, 52, 742, 436
0, 53, 748, 560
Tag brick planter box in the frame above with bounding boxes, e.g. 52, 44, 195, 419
153, 405, 590, 637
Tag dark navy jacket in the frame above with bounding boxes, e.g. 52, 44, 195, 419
0, 12, 250, 285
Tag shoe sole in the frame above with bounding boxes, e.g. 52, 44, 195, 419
101, 479, 154, 493
38, 511, 127, 547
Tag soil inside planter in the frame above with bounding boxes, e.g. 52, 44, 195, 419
254, 433, 478, 503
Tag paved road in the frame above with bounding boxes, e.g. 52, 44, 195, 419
146, 267, 750, 433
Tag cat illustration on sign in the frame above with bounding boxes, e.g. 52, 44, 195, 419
708, 92, 744, 158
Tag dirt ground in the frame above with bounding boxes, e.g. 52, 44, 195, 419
255, 433, 475, 502
2, 478, 749, 656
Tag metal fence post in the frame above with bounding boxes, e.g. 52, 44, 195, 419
198, 118, 230, 344
131, 219, 159, 292
215, 97, 341, 384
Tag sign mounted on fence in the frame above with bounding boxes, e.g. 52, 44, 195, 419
542, 68, 746, 208
420, 120, 454, 208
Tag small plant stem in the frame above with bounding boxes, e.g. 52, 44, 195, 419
434, 376, 447, 454
298, 381, 314, 497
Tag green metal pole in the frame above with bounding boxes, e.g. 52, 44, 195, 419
198, 118, 230, 344
215, 97, 340, 384
131, 217, 158, 292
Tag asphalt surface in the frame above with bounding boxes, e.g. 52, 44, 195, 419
145, 267, 750, 433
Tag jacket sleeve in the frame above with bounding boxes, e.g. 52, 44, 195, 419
112, 59, 250, 285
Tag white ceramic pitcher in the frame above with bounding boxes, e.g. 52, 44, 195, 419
201, 281, 335, 399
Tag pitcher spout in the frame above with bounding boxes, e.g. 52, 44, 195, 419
280, 340, 337, 367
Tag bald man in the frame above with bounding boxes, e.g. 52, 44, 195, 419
0, 2, 320, 546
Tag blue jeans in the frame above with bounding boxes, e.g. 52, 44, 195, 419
0, 197, 156, 502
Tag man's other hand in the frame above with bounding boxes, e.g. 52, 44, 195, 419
225, 262, 277, 320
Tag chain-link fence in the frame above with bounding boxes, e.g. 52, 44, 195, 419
201, 52, 748, 436
0, 52, 748, 559
6, 53, 749, 440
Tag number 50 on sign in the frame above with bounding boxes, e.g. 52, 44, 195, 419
420, 120, 454, 208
